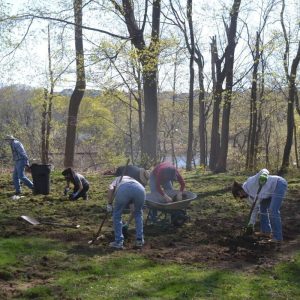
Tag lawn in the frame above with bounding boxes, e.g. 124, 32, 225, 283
0, 168, 300, 299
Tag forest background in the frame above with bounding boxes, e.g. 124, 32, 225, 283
0, 0, 300, 174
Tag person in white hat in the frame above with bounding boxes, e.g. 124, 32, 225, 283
4, 135, 34, 196
232, 169, 288, 243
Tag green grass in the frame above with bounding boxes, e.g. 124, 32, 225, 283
1, 236, 300, 299
1, 170, 300, 299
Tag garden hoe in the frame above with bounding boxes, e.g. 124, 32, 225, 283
21, 215, 80, 229
88, 158, 130, 245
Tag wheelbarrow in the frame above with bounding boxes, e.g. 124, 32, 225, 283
145, 190, 198, 227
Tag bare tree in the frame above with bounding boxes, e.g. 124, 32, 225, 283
246, 0, 276, 170
209, 35, 224, 171
64, 0, 86, 167
279, 0, 300, 174
169, 0, 206, 170
215, 0, 241, 172
185, 0, 195, 171
112, 0, 161, 166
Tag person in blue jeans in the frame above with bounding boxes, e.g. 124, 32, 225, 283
4, 135, 34, 196
107, 175, 147, 249
232, 169, 288, 243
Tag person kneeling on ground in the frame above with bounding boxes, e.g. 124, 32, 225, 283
107, 174, 148, 250
62, 168, 89, 201
232, 168, 288, 243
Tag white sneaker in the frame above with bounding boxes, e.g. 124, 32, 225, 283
135, 239, 144, 248
109, 241, 124, 250
11, 195, 21, 200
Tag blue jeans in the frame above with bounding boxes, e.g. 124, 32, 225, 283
13, 159, 34, 194
259, 178, 287, 241
113, 182, 145, 244
148, 174, 173, 221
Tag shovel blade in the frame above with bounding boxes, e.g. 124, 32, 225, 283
21, 215, 40, 225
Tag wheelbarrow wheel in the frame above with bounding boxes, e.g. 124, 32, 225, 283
171, 210, 188, 227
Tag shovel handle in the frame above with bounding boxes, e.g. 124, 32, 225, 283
41, 222, 80, 228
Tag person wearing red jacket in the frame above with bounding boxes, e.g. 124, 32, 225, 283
148, 162, 185, 223
149, 161, 185, 203
149, 162, 185, 203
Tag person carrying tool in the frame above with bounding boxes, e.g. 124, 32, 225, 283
4, 135, 34, 196
232, 169, 288, 243
62, 168, 89, 201
114, 165, 149, 235
106, 173, 148, 250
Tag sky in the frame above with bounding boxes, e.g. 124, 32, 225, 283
1, 0, 299, 92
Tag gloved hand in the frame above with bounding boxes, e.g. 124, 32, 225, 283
176, 191, 183, 201
70, 192, 78, 200
106, 204, 113, 213
163, 193, 173, 203
64, 187, 70, 196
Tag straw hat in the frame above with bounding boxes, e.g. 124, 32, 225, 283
4, 135, 16, 140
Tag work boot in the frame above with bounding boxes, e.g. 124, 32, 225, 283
135, 239, 144, 249
109, 241, 124, 250
254, 232, 272, 238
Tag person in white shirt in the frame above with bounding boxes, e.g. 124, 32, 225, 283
232, 169, 288, 242
106, 175, 148, 249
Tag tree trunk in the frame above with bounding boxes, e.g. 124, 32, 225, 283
209, 36, 223, 171
45, 25, 54, 165
171, 49, 179, 168
186, 0, 195, 171
64, 0, 86, 168
280, 41, 300, 174
198, 68, 206, 166
215, 0, 241, 173
41, 88, 47, 164
246, 32, 260, 170
116, 0, 161, 166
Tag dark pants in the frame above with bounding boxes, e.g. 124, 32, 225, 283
73, 184, 89, 200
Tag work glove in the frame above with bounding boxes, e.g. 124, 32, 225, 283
106, 204, 113, 213
176, 191, 183, 201
64, 187, 70, 196
163, 193, 173, 203
70, 192, 78, 200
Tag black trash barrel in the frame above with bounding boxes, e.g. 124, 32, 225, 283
30, 164, 51, 195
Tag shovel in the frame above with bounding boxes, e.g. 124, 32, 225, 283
242, 184, 263, 236
88, 158, 130, 245
21, 215, 80, 229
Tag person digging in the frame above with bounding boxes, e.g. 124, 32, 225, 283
232, 169, 288, 244
106, 174, 148, 250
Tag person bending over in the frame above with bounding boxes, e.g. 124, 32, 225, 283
107, 175, 147, 249
232, 169, 287, 243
